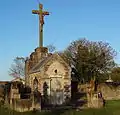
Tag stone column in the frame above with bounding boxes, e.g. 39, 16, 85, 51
25, 58, 29, 86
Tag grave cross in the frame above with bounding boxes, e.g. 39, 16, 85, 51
32, 3, 49, 47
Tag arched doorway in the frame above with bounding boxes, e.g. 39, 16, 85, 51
33, 77, 41, 109
33, 77, 38, 91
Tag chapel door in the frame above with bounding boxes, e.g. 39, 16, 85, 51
50, 77, 63, 105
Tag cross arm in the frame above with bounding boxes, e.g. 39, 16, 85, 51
43, 11, 49, 15
32, 10, 40, 14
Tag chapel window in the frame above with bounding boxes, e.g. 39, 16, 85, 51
54, 69, 57, 74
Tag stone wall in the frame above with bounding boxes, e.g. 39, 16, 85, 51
87, 93, 103, 108
99, 83, 120, 100
78, 83, 120, 101
27, 54, 71, 105
10, 99, 33, 112
25, 47, 48, 86
0, 87, 4, 103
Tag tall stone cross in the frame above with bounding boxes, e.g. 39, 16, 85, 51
32, 3, 49, 47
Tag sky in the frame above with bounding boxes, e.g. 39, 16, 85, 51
0, 0, 120, 81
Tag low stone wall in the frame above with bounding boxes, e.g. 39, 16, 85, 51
77, 83, 104, 108
10, 99, 33, 112
78, 83, 120, 101
99, 83, 120, 100
78, 83, 89, 92
77, 82, 120, 108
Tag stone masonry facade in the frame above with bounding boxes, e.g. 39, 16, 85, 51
25, 47, 71, 105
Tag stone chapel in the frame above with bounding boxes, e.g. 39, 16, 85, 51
24, 3, 71, 105
25, 47, 71, 105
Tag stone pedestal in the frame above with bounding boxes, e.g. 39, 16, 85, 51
35, 47, 48, 60
32, 93, 41, 111
87, 92, 104, 108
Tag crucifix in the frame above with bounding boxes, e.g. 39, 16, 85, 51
32, 3, 49, 47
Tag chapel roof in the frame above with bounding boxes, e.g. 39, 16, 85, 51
29, 53, 70, 74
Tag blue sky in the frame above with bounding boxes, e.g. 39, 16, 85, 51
0, 0, 120, 80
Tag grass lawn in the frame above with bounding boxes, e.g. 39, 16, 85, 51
0, 100, 120, 115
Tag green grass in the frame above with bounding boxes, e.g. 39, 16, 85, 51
0, 100, 120, 115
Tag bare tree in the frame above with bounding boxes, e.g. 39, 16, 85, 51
46, 44, 56, 53
9, 57, 25, 78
